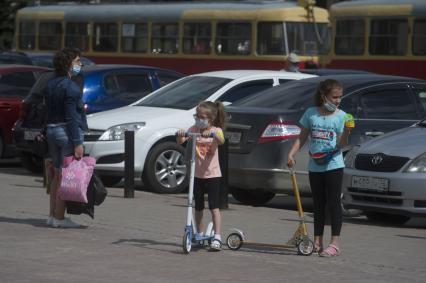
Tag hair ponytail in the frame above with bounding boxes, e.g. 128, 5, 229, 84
196, 101, 227, 129
213, 101, 226, 129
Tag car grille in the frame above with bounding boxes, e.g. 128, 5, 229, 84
351, 195, 403, 205
84, 129, 104, 142
354, 153, 409, 172
348, 187, 403, 205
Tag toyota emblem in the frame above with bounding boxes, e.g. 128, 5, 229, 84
371, 154, 383, 166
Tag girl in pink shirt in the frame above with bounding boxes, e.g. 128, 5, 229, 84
177, 101, 226, 251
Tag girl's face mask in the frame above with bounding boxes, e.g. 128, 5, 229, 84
323, 95, 338, 112
194, 117, 209, 129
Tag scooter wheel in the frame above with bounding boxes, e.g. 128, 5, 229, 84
297, 237, 314, 256
226, 232, 243, 250
182, 230, 192, 254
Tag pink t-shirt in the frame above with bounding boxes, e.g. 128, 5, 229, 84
188, 126, 225, 179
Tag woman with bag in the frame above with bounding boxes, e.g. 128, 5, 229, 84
287, 79, 354, 257
45, 47, 88, 228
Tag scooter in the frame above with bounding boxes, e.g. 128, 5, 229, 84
180, 132, 215, 254
225, 166, 314, 256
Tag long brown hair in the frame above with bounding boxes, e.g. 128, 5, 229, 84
197, 101, 227, 129
314, 79, 343, 106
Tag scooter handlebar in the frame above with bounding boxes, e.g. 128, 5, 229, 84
175, 131, 215, 138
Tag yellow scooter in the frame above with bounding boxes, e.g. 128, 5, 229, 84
226, 166, 314, 256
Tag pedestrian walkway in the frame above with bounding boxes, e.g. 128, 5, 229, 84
0, 167, 425, 283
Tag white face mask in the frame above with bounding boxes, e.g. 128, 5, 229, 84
70, 64, 81, 76
195, 117, 209, 129
323, 96, 338, 112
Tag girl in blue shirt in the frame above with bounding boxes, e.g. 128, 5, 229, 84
287, 79, 352, 257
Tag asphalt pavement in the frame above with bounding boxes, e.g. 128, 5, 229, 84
1, 159, 426, 283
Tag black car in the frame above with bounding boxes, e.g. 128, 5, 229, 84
0, 51, 33, 65
301, 68, 373, 76
225, 74, 426, 206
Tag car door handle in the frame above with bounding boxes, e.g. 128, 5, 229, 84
365, 131, 384, 137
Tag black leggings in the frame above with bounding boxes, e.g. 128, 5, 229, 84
309, 168, 344, 236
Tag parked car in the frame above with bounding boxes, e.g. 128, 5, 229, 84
0, 65, 50, 158
0, 51, 33, 65
302, 68, 373, 76
13, 64, 183, 173
224, 74, 426, 206
342, 119, 426, 224
83, 70, 316, 190
24, 52, 95, 68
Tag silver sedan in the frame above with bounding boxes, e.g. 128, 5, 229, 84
342, 120, 426, 224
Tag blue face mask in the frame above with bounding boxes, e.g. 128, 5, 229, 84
195, 117, 209, 129
70, 64, 81, 76
323, 96, 338, 112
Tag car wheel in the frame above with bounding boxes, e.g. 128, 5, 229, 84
142, 141, 187, 194
231, 188, 275, 206
20, 153, 43, 173
99, 175, 122, 187
341, 193, 362, 217
365, 212, 410, 225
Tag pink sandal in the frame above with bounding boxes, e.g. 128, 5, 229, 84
319, 244, 340, 257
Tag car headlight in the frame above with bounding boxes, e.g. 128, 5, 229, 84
344, 145, 360, 169
405, 152, 426, 173
98, 123, 145, 141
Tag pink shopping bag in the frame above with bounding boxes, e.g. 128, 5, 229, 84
58, 156, 96, 203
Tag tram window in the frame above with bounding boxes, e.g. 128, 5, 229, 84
122, 23, 148, 53
183, 23, 211, 55
413, 20, 426, 55
93, 23, 118, 52
335, 20, 364, 55
39, 22, 62, 51
360, 89, 418, 120
19, 21, 35, 50
257, 22, 285, 55
152, 23, 179, 54
216, 22, 251, 55
369, 19, 408, 56
65, 23, 89, 51
286, 22, 330, 55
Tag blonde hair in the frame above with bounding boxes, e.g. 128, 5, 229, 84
196, 101, 227, 129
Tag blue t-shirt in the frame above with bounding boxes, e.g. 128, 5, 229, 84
299, 107, 346, 172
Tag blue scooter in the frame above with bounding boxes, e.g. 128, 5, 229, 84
179, 132, 215, 254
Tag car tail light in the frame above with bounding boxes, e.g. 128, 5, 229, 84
257, 121, 300, 144
84, 103, 88, 113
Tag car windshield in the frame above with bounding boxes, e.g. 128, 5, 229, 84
232, 80, 317, 110
136, 76, 231, 110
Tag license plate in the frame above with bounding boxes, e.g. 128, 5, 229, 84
225, 131, 241, 144
24, 130, 40, 141
351, 176, 389, 192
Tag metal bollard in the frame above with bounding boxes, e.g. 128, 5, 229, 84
124, 130, 135, 198
218, 139, 229, 209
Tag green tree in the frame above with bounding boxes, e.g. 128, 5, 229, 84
0, 1, 27, 50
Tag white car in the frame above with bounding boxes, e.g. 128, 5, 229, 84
84, 70, 316, 192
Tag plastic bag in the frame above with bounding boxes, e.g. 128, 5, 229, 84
58, 156, 96, 203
